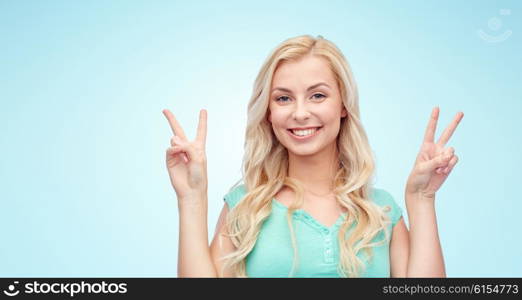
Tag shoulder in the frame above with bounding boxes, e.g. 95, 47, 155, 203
369, 188, 403, 227
223, 183, 247, 210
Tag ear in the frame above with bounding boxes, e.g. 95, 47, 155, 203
341, 107, 348, 118
267, 110, 272, 123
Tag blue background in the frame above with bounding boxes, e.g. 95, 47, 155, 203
1, 0, 520, 277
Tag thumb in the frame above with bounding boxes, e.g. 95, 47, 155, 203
171, 136, 201, 163
166, 146, 189, 163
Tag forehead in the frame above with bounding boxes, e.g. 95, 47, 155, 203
271, 55, 336, 88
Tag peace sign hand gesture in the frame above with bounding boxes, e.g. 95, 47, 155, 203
405, 107, 464, 199
163, 109, 208, 200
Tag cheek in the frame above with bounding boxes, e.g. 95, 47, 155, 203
322, 114, 343, 139
267, 112, 285, 136
328, 122, 342, 139
268, 110, 287, 127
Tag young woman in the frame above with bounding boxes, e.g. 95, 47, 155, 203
162, 35, 464, 278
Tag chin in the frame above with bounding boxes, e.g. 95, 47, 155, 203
286, 144, 322, 157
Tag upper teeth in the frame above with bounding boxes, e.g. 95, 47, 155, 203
292, 128, 319, 136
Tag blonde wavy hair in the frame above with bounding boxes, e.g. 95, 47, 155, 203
221, 35, 392, 277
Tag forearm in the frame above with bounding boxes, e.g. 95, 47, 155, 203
405, 193, 446, 277
177, 194, 217, 277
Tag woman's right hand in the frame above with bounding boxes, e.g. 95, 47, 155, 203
162, 109, 208, 201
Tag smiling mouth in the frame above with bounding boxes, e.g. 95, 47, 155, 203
287, 126, 323, 137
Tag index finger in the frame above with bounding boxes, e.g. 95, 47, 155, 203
162, 109, 188, 140
423, 107, 439, 143
196, 109, 207, 147
437, 111, 464, 147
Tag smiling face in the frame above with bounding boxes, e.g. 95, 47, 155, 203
267, 54, 347, 157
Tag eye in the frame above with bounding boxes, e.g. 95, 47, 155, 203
276, 95, 291, 103
311, 93, 326, 100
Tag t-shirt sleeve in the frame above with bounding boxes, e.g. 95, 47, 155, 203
223, 184, 247, 210
371, 188, 403, 227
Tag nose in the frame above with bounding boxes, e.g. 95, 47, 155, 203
292, 99, 311, 121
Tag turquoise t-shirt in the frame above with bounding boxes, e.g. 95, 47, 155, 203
223, 184, 403, 278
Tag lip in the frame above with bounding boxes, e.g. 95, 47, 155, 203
288, 126, 321, 130
287, 126, 322, 141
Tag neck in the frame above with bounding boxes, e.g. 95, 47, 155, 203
287, 142, 340, 196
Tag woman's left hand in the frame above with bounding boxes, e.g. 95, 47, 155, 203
405, 107, 464, 199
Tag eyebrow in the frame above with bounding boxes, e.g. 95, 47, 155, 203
271, 82, 331, 94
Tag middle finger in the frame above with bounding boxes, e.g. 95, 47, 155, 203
436, 112, 464, 147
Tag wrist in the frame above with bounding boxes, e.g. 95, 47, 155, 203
178, 192, 208, 209
405, 192, 436, 208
